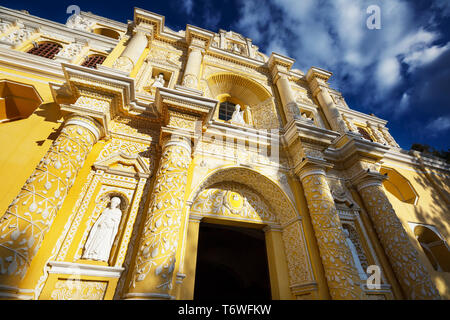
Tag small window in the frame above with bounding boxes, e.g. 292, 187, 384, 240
27, 42, 62, 59
357, 127, 373, 141
218, 101, 235, 121
81, 55, 106, 69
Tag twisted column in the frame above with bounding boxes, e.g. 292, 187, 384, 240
126, 135, 192, 299
0, 115, 102, 286
299, 166, 364, 299
356, 178, 441, 299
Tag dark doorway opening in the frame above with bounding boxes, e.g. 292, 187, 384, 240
194, 222, 271, 300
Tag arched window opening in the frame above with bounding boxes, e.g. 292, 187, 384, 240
380, 167, 419, 205
414, 225, 450, 272
27, 41, 62, 59
357, 127, 373, 142
92, 27, 120, 40
218, 101, 235, 121
81, 54, 106, 69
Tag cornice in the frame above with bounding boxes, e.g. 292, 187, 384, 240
0, 47, 65, 81
325, 133, 389, 165
283, 118, 340, 148
155, 86, 218, 125
336, 105, 388, 126
383, 148, 450, 173
268, 52, 295, 70
305, 66, 333, 82
207, 46, 266, 69
0, 6, 120, 46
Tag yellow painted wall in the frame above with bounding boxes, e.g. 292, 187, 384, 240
382, 162, 450, 299
0, 68, 63, 216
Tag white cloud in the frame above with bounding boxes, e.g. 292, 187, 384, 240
231, 0, 448, 114
403, 43, 450, 72
376, 57, 401, 91
183, 0, 194, 16
425, 116, 450, 133
395, 92, 410, 116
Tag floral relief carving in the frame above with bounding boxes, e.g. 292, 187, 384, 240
50, 279, 107, 300
112, 56, 134, 73
96, 137, 153, 171
190, 183, 277, 224
0, 122, 96, 282
0, 21, 13, 34
282, 221, 313, 284
0, 25, 34, 46
74, 95, 110, 113
300, 173, 364, 299
359, 185, 440, 299
129, 139, 191, 293
55, 42, 85, 60
192, 168, 298, 226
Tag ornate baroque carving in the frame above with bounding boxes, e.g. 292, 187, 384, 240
0, 117, 99, 284
300, 170, 364, 299
358, 184, 440, 299
128, 137, 191, 295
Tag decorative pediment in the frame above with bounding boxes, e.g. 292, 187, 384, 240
93, 151, 152, 178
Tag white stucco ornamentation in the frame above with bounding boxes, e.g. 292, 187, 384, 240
66, 14, 93, 32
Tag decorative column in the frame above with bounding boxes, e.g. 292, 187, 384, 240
306, 67, 348, 134
0, 114, 102, 287
354, 171, 441, 299
182, 47, 203, 89
268, 53, 301, 123
112, 25, 150, 74
126, 134, 192, 299
298, 163, 364, 300
181, 26, 214, 91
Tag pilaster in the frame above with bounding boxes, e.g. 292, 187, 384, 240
0, 114, 102, 291
306, 67, 347, 134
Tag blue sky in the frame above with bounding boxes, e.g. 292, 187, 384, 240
3, 0, 450, 151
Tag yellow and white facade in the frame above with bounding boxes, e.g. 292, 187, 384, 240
0, 6, 449, 300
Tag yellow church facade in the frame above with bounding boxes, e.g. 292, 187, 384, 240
0, 6, 449, 300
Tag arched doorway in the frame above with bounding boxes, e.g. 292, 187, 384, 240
180, 167, 316, 300
194, 222, 271, 300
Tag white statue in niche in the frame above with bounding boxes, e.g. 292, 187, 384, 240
230, 104, 245, 124
343, 228, 368, 280
82, 197, 123, 262
151, 73, 165, 88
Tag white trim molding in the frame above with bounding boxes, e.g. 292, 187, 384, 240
47, 261, 125, 278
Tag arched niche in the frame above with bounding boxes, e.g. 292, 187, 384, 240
411, 223, 450, 272
206, 73, 280, 129
92, 27, 121, 40
185, 166, 316, 298
380, 167, 419, 205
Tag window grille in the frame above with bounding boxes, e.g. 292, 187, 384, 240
27, 42, 62, 59
218, 101, 236, 121
81, 55, 106, 69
